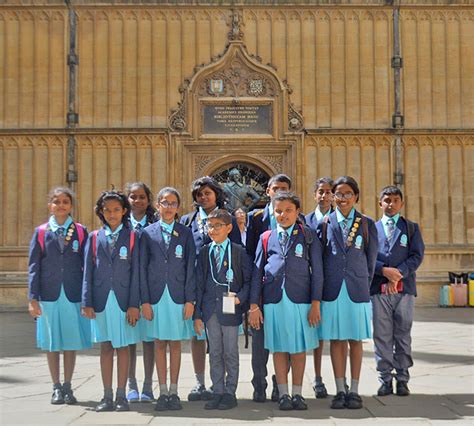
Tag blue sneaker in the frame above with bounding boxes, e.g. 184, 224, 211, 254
127, 389, 139, 403
140, 390, 155, 402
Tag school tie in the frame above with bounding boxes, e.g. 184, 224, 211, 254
279, 231, 288, 248
386, 218, 395, 245
135, 223, 142, 231
214, 245, 221, 272
161, 226, 171, 249
109, 233, 119, 252
342, 219, 349, 242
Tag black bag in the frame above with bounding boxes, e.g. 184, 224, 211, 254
448, 272, 469, 284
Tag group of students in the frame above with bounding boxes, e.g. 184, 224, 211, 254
27, 173, 424, 414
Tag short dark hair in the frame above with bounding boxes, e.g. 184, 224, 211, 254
207, 208, 232, 225
313, 177, 334, 192
95, 190, 131, 226
191, 176, 227, 209
271, 191, 301, 210
333, 176, 360, 202
267, 174, 292, 190
379, 185, 403, 201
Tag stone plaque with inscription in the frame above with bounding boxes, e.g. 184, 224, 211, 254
202, 104, 272, 135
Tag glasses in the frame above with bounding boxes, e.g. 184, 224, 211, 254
160, 201, 179, 209
207, 223, 227, 231
334, 192, 354, 200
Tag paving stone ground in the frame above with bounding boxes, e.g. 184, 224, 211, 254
0, 307, 473, 425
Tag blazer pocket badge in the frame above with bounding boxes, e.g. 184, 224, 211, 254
175, 244, 183, 258
72, 240, 79, 252
355, 235, 363, 250
400, 234, 408, 247
295, 243, 304, 258
119, 246, 128, 259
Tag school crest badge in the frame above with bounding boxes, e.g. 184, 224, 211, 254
295, 243, 304, 258
119, 246, 128, 259
400, 234, 408, 247
72, 240, 79, 253
355, 235, 363, 250
175, 244, 183, 259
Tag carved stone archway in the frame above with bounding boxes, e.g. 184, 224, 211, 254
167, 10, 305, 212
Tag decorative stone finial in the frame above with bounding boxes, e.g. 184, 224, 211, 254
228, 9, 244, 41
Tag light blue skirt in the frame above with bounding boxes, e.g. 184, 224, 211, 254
263, 288, 320, 354
37, 286, 92, 352
92, 290, 141, 349
320, 281, 372, 341
143, 286, 193, 341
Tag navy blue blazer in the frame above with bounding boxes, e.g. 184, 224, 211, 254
317, 210, 378, 303
180, 210, 242, 255
139, 222, 196, 305
82, 226, 140, 313
305, 208, 334, 231
28, 223, 88, 303
194, 243, 252, 326
371, 217, 425, 296
247, 204, 306, 260
250, 226, 324, 305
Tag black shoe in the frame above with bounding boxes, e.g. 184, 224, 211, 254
201, 387, 213, 401
204, 394, 222, 410
167, 394, 182, 410
187, 384, 205, 401
313, 382, 328, 399
271, 375, 279, 402
330, 391, 347, 409
291, 394, 308, 410
278, 394, 293, 411
345, 392, 363, 409
154, 394, 169, 411
63, 390, 77, 405
396, 381, 410, 396
218, 393, 238, 410
115, 396, 130, 412
377, 381, 393, 396
51, 388, 64, 405
253, 388, 266, 403
95, 397, 114, 412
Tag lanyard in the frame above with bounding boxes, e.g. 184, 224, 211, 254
208, 242, 233, 291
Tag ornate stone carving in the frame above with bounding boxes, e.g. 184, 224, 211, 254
168, 97, 187, 132
195, 155, 219, 177
228, 9, 244, 41
288, 103, 304, 132
197, 63, 276, 98
261, 155, 283, 172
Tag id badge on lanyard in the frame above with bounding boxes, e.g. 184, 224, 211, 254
209, 243, 235, 314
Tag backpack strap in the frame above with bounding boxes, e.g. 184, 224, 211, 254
75, 223, 85, 247
91, 230, 99, 263
184, 211, 198, 228
261, 230, 272, 262
298, 223, 313, 262
361, 215, 369, 250
37, 223, 49, 253
130, 230, 136, 253
404, 218, 415, 244
322, 215, 330, 247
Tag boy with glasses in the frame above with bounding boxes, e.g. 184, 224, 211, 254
193, 209, 252, 410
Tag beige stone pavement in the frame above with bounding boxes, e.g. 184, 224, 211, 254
0, 307, 473, 425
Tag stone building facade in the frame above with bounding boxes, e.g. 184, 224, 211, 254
0, 0, 473, 308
